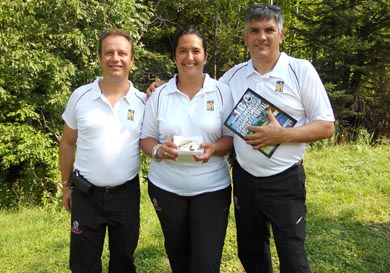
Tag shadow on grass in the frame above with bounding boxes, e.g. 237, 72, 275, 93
306, 210, 390, 273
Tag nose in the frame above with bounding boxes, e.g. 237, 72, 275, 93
257, 31, 266, 40
186, 52, 194, 60
111, 52, 120, 61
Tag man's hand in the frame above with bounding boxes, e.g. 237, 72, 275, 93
146, 81, 165, 98
244, 108, 285, 149
62, 187, 72, 212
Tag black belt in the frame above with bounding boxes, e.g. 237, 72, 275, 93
93, 180, 132, 193
272, 159, 303, 177
72, 169, 136, 194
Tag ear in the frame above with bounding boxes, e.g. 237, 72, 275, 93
279, 29, 285, 44
129, 55, 135, 66
243, 31, 248, 46
204, 52, 209, 63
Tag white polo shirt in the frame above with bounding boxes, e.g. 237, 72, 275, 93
62, 77, 146, 186
220, 52, 335, 177
141, 74, 233, 196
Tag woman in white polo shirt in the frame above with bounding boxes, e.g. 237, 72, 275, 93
140, 29, 233, 273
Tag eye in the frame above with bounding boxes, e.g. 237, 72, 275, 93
266, 27, 277, 34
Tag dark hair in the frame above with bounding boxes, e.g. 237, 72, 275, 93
172, 28, 207, 58
245, 3, 283, 33
98, 29, 134, 57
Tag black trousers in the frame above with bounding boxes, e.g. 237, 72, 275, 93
148, 180, 231, 273
69, 176, 140, 273
232, 161, 311, 273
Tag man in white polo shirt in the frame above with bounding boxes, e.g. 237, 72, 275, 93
219, 4, 335, 273
59, 29, 146, 273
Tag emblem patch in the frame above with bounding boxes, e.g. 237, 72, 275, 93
127, 109, 135, 121
152, 198, 162, 212
233, 196, 240, 210
71, 221, 83, 234
207, 101, 214, 111
275, 81, 284, 92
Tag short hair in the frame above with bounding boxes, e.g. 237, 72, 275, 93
98, 29, 134, 57
172, 28, 207, 59
245, 4, 284, 33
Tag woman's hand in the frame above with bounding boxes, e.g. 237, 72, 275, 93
158, 139, 180, 160
192, 142, 215, 163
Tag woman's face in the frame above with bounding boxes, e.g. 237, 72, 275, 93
174, 34, 208, 78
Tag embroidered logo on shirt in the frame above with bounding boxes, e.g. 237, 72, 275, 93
275, 81, 285, 92
71, 221, 83, 234
127, 109, 135, 121
207, 101, 214, 111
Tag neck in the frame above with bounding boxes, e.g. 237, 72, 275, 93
177, 74, 205, 99
99, 77, 130, 96
98, 78, 130, 107
252, 52, 281, 75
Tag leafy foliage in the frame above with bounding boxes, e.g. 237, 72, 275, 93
0, 0, 152, 207
291, 0, 390, 141
1, 0, 389, 207
143, 0, 249, 78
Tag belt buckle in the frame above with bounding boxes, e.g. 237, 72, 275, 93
105, 186, 116, 193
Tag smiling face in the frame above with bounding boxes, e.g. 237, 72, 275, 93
99, 35, 134, 81
174, 34, 208, 78
244, 18, 284, 64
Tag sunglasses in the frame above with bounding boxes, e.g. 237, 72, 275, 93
251, 4, 281, 13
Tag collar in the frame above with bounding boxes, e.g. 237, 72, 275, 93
164, 73, 215, 95
245, 52, 289, 79
92, 77, 134, 103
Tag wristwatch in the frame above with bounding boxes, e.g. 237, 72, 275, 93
152, 144, 162, 162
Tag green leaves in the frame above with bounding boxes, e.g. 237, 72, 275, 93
1, 0, 389, 207
291, 0, 390, 141
0, 0, 152, 207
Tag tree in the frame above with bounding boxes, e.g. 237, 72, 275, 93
2, 0, 389, 208
291, 0, 390, 141
0, 0, 152, 208
142, 0, 249, 79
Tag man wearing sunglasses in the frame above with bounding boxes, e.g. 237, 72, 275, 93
220, 4, 335, 273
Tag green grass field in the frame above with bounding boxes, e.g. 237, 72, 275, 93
0, 144, 389, 273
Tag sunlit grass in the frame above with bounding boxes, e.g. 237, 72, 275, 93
0, 144, 389, 272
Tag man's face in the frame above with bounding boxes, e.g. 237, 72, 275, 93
99, 35, 133, 80
244, 18, 283, 62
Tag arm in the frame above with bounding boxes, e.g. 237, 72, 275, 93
140, 137, 180, 161
146, 80, 166, 99
245, 109, 334, 149
59, 123, 77, 212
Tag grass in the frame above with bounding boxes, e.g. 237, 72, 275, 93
0, 144, 389, 272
